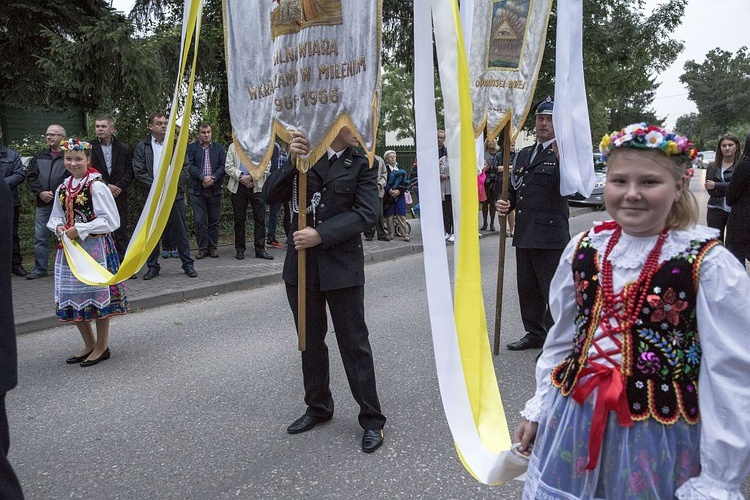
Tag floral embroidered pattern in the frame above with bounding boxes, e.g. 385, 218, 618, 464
647, 287, 688, 326
574, 271, 589, 306
552, 230, 714, 426
637, 352, 661, 375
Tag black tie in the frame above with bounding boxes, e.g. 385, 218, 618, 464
329, 153, 338, 167
533, 143, 544, 162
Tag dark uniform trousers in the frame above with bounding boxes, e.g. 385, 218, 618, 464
264, 148, 386, 432
506, 143, 570, 343
285, 280, 384, 430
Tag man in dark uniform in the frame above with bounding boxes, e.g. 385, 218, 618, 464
496, 97, 570, 350
262, 127, 386, 453
90, 115, 134, 263
0, 175, 25, 499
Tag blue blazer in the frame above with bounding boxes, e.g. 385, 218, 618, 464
186, 141, 226, 196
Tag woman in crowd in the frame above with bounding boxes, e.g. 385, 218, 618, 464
704, 133, 741, 242
726, 132, 750, 266
383, 150, 410, 242
481, 139, 502, 232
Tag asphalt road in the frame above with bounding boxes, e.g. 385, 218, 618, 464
9, 170, 748, 498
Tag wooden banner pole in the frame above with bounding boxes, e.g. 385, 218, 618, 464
297, 170, 307, 352
493, 122, 512, 355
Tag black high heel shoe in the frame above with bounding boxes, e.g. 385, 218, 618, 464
80, 348, 111, 367
66, 349, 94, 365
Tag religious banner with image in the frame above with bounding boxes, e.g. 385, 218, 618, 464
469, 0, 552, 141
224, 0, 381, 172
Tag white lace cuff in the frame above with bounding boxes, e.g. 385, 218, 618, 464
520, 394, 545, 421
675, 474, 743, 500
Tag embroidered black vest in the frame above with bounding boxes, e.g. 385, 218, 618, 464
59, 177, 100, 226
551, 231, 720, 425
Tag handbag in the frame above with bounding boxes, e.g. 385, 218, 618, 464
404, 190, 413, 205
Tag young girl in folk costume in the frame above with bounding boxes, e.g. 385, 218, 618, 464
48, 139, 127, 367
516, 124, 750, 499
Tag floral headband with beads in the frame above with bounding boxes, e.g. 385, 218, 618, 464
599, 123, 698, 162
60, 138, 92, 151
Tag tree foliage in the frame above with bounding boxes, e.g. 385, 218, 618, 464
678, 47, 750, 149
0, 0, 112, 107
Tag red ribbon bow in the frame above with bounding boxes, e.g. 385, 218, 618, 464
571, 363, 633, 470
593, 220, 620, 234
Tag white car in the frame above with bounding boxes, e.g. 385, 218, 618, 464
697, 151, 715, 169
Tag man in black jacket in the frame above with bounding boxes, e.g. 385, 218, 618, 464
0, 125, 27, 277
0, 175, 25, 499
263, 127, 386, 453
186, 122, 226, 258
90, 115, 134, 262
25, 124, 68, 280
133, 114, 197, 279
496, 97, 570, 350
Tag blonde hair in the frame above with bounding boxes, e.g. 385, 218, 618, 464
607, 148, 698, 230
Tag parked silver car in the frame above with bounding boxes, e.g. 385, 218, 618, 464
568, 154, 607, 208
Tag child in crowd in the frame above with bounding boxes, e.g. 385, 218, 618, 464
516, 124, 750, 499
48, 139, 127, 367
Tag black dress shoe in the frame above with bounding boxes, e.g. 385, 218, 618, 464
184, 267, 198, 278
12, 266, 28, 277
66, 349, 94, 364
362, 429, 384, 453
235, 251, 245, 260
286, 414, 332, 434
80, 348, 110, 367
255, 250, 274, 260
143, 269, 159, 280
507, 336, 545, 351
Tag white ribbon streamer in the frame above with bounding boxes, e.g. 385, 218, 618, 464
553, 0, 595, 197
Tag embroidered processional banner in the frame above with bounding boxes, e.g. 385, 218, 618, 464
469, 0, 552, 142
224, 0, 382, 172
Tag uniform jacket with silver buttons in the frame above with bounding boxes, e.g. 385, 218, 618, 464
262, 147, 378, 291
505, 143, 570, 249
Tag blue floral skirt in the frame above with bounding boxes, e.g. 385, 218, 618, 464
523, 389, 701, 499
55, 234, 128, 322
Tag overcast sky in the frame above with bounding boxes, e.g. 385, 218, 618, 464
111, 0, 747, 128
644, 0, 748, 127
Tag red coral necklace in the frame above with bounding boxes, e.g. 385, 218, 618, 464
63, 172, 91, 228
599, 225, 669, 336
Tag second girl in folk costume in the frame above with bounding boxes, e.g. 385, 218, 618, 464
48, 139, 127, 367
516, 124, 750, 499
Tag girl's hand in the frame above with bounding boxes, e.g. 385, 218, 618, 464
514, 419, 538, 454
704, 180, 715, 190
56, 225, 65, 237
64, 227, 79, 239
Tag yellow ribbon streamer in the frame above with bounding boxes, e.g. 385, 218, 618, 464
64, 0, 204, 286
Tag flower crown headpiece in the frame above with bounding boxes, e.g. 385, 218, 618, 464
600, 123, 697, 163
60, 138, 92, 152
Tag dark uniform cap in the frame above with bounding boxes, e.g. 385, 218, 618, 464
535, 96, 554, 115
